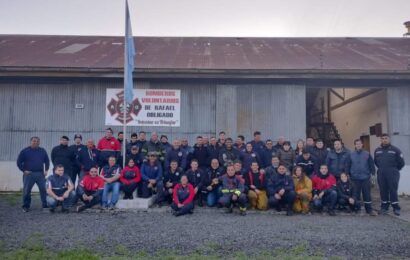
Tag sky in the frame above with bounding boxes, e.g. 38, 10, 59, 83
0, 0, 409, 37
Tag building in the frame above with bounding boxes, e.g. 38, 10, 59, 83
0, 35, 409, 192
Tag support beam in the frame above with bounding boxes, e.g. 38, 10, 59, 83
330, 88, 345, 101
330, 89, 382, 111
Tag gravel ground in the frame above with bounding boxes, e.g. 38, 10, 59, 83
1, 196, 410, 259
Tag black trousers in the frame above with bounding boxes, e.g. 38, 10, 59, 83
121, 183, 138, 197
268, 190, 296, 209
352, 179, 373, 212
378, 170, 400, 209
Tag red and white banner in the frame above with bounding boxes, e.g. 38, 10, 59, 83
105, 88, 181, 127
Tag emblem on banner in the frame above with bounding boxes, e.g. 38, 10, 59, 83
107, 90, 142, 124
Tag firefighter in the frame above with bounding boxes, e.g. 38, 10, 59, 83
171, 175, 195, 217
374, 134, 405, 216
267, 164, 296, 216
218, 164, 247, 216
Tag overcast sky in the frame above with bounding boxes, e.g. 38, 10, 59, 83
0, 0, 409, 37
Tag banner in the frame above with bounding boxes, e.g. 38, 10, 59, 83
106, 88, 180, 127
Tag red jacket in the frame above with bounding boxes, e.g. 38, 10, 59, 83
80, 175, 105, 192
97, 137, 121, 151
312, 173, 336, 194
173, 183, 195, 205
119, 166, 142, 185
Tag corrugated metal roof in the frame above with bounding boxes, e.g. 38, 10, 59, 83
0, 35, 409, 71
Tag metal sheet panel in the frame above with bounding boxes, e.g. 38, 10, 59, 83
216, 84, 306, 144
387, 86, 410, 162
1, 35, 410, 71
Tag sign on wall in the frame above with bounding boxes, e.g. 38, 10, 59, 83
105, 88, 180, 127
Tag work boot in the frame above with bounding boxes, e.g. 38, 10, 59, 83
226, 204, 233, 213
328, 209, 336, 216
286, 208, 293, 216
393, 208, 401, 216
76, 205, 87, 213
366, 210, 378, 216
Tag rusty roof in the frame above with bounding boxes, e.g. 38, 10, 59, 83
0, 35, 409, 72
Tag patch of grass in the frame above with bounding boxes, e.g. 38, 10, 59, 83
114, 244, 130, 257
0, 243, 343, 260
0, 192, 22, 206
94, 235, 106, 245
22, 232, 45, 251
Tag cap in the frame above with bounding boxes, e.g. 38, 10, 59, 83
148, 151, 158, 157
74, 134, 82, 140
131, 145, 139, 150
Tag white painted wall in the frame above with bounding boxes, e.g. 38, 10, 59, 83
330, 89, 387, 156
0, 161, 53, 192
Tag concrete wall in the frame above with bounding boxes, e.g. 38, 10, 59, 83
0, 78, 306, 191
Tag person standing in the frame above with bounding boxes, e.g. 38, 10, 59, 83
374, 134, 405, 216
346, 139, 377, 216
17, 136, 50, 212
97, 128, 121, 168
69, 134, 86, 185
77, 139, 100, 178
51, 136, 76, 184
326, 139, 350, 180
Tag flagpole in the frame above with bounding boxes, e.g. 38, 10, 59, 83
122, 0, 128, 169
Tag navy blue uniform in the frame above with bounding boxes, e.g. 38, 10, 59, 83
186, 168, 206, 205
267, 173, 296, 210
46, 174, 75, 210
346, 149, 376, 213
374, 144, 405, 210
17, 146, 50, 209
51, 144, 76, 183
77, 148, 100, 173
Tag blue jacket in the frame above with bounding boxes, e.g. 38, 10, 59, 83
267, 173, 294, 196
260, 147, 278, 168
325, 148, 350, 178
346, 149, 375, 180
165, 148, 187, 170
141, 161, 163, 182
374, 145, 405, 174
77, 148, 100, 171
295, 155, 316, 177
46, 174, 72, 196
240, 150, 262, 172
17, 146, 50, 172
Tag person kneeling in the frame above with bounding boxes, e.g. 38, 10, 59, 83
171, 175, 195, 217
120, 159, 141, 199
76, 167, 104, 212
337, 172, 359, 213
218, 164, 247, 216
312, 165, 337, 216
46, 164, 75, 213
267, 164, 296, 216
292, 166, 312, 214
245, 162, 268, 210
101, 156, 121, 210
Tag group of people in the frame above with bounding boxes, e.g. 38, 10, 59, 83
16, 128, 405, 217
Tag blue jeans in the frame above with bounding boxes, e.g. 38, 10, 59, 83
102, 182, 121, 207
22, 171, 47, 208
313, 190, 338, 210
46, 191, 76, 209
207, 187, 222, 207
